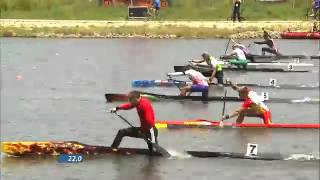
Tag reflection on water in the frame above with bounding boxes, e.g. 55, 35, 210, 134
112, 156, 162, 180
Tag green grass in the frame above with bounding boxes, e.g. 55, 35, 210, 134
0, 25, 243, 38
1, 22, 311, 39
0, 0, 313, 20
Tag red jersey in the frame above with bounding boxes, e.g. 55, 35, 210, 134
242, 91, 272, 125
118, 98, 155, 132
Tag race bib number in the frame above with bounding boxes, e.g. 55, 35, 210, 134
261, 92, 269, 101
245, 143, 258, 157
288, 64, 294, 71
269, 78, 277, 87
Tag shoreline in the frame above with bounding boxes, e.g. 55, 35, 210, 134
0, 19, 315, 39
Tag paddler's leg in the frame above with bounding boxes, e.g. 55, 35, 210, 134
229, 59, 240, 69
261, 48, 267, 55
245, 53, 255, 62
180, 85, 192, 96
230, 59, 248, 69
145, 126, 159, 154
111, 127, 140, 150
215, 71, 224, 85
262, 111, 272, 125
236, 109, 260, 124
262, 47, 277, 56
191, 84, 208, 100
201, 86, 209, 101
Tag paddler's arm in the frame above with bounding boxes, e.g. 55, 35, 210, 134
254, 40, 266, 45
167, 72, 185, 77
228, 81, 241, 91
223, 51, 236, 59
221, 108, 243, 121
191, 59, 205, 64
118, 103, 135, 110
110, 103, 134, 113
209, 65, 216, 83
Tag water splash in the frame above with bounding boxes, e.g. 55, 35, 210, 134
291, 97, 320, 103
285, 153, 320, 161
167, 150, 192, 160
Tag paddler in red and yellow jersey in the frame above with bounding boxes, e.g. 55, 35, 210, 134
221, 81, 272, 125
110, 91, 158, 153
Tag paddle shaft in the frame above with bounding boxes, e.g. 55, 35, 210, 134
218, 89, 228, 127
169, 78, 182, 91
222, 89, 227, 117
115, 113, 135, 128
224, 39, 231, 55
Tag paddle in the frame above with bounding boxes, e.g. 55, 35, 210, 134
224, 38, 231, 55
113, 112, 171, 158
219, 89, 228, 127
166, 78, 223, 90
167, 76, 182, 91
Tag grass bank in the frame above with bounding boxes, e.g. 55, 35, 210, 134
0, 0, 314, 20
0, 20, 314, 39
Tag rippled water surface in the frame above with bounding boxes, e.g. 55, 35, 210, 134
1, 38, 319, 180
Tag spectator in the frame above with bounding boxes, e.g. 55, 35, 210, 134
153, 0, 161, 16
232, 0, 241, 22
312, 22, 319, 32
310, 0, 320, 17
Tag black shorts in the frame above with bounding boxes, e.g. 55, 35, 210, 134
215, 71, 224, 85
111, 126, 158, 152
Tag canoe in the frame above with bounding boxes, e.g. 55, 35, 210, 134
221, 54, 309, 62
155, 119, 320, 129
0, 141, 283, 160
174, 62, 314, 73
131, 80, 319, 90
104, 92, 319, 104
280, 32, 320, 39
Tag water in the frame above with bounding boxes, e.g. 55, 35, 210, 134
1, 38, 319, 180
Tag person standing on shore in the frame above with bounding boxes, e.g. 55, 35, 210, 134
312, 22, 319, 32
153, 0, 161, 16
232, 0, 241, 22
310, 0, 320, 18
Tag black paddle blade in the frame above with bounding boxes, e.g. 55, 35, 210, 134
152, 142, 171, 158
